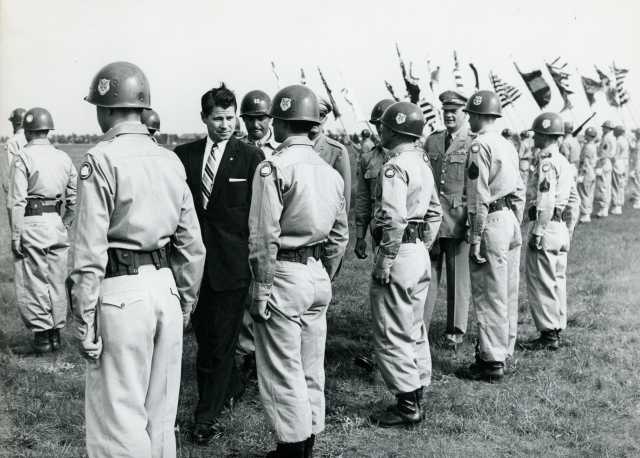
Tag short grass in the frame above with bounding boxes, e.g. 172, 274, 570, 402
0, 143, 639, 457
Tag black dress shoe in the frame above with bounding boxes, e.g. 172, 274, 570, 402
265, 440, 306, 457
520, 330, 559, 351
50, 329, 61, 351
191, 423, 221, 445
33, 331, 52, 354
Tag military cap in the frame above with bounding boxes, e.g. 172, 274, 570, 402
439, 90, 467, 109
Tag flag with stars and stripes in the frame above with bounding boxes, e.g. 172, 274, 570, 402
489, 72, 522, 108
613, 65, 630, 106
419, 98, 438, 130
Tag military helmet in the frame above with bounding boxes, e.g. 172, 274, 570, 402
369, 99, 395, 124
85, 61, 151, 109
563, 121, 574, 134
141, 109, 160, 131
601, 120, 615, 130
614, 125, 625, 136
501, 128, 513, 138
361, 129, 371, 138
240, 90, 271, 117
584, 126, 597, 138
23, 107, 54, 131
270, 84, 320, 124
463, 90, 502, 117
8, 108, 26, 124
380, 101, 424, 138
532, 112, 564, 136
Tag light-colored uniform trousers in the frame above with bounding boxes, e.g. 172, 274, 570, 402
594, 158, 612, 216
578, 174, 595, 219
254, 258, 331, 444
631, 169, 640, 207
470, 209, 521, 363
371, 242, 431, 393
86, 266, 183, 458
611, 161, 628, 209
423, 238, 470, 334
15, 213, 69, 331
526, 221, 570, 332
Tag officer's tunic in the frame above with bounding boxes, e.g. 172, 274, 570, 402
69, 122, 206, 458
525, 144, 572, 333
355, 144, 387, 240
466, 129, 525, 363
248, 135, 348, 443
8, 138, 77, 332
422, 126, 472, 337
594, 131, 616, 216
370, 143, 442, 394
313, 133, 352, 212
577, 139, 598, 220
611, 134, 630, 210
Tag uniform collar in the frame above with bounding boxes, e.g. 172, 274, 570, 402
447, 124, 468, 140
101, 121, 150, 141
27, 138, 51, 146
256, 128, 277, 149
276, 135, 312, 152
388, 142, 418, 158
540, 143, 559, 158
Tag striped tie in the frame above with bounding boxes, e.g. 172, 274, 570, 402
201, 143, 217, 209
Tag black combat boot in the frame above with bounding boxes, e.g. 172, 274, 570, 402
456, 359, 504, 383
33, 331, 52, 354
304, 434, 315, 458
372, 389, 422, 427
50, 329, 61, 351
522, 330, 559, 351
265, 440, 306, 458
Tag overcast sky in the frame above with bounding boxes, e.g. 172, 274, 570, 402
1, 0, 638, 136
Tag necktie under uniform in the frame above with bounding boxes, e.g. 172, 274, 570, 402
202, 143, 217, 209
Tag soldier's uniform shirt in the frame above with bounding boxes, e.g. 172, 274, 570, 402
611, 135, 630, 209
525, 144, 572, 333
594, 139, 614, 216
599, 130, 616, 159
248, 135, 348, 443
249, 127, 278, 159
466, 128, 525, 363
422, 126, 473, 336
577, 140, 598, 219
560, 134, 581, 166
7, 138, 77, 332
69, 122, 206, 457
3, 130, 26, 193
355, 144, 387, 239
313, 132, 352, 212
370, 143, 442, 394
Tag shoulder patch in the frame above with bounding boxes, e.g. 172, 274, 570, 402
422, 153, 430, 164
259, 163, 273, 177
471, 144, 480, 154
467, 162, 480, 180
384, 167, 396, 178
79, 162, 93, 180
541, 162, 551, 173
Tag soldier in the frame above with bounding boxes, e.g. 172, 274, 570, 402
240, 90, 278, 158
610, 125, 630, 215
522, 113, 573, 351
369, 102, 442, 426
3, 108, 27, 194
456, 90, 525, 383
577, 127, 598, 222
560, 121, 581, 167
360, 128, 375, 155
141, 108, 161, 137
310, 97, 352, 212
248, 84, 348, 457
630, 129, 640, 209
7, 107, 76, 353
69, 61, 206, 457
422, 90, 473, 349
518, 130, 535, 185
594, 120, 616, 217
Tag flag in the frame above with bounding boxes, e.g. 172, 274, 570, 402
581, 76, 603, 106
270, 61, 280, 88
546, 57, 573, 111
596, 66, 619, 107
419, 98, 438, 129
429, 64, 440, 93
469, 63, 480, 90
317, 67, 341, 119
613, 65, 630, 106
453, 51, 465, 92
300, 68, 307, 85
384, 80, 400, 101
489, 72, 522, 108
515, 63, 551, 109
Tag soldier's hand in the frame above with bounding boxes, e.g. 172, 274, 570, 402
250, 299, 271, 322
469, 242, 487, 264
354, 238, 368, 259
79, 335, 103, 362
528, 235, 543, 251
11, 240, 23, 258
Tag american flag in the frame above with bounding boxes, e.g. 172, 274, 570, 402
453, 50, 465, 92
489, 72, 522, 108
419, 98, 438, 130
613, 65, 630, 106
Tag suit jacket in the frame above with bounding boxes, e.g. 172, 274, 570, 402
175, 137, 263, 291
424, 126, 472, 239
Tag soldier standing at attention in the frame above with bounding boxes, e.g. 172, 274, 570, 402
240, 90, 279, 159
69, 61, 206, 457
369, 102, 442, 427
577, 127, 598, 223
422, 90, 473, 349
8, 107, 76, 353
522, 113, 573, 351
3, 108, 27, 194
594, 120, 616, 217
456, 90, 525, 383
630, 129, 640, 209
610, 125, 630, 215
248, 84, 348, 457
560, 121, 581, 168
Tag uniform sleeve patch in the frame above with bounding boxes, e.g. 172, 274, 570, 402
541, 163, 551, 172
79, 162, 93, 180
384, 167, 396, 178
539, 178, 550, 192
467, 162, 480, 180
259, 163, 272, 177
471, 144, 480, 154
422, 153, 430, 164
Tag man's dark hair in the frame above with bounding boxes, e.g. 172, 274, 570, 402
201, 83, 237, 116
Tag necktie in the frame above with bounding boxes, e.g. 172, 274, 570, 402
445, 132, 452, 152
201, 143, 217, 209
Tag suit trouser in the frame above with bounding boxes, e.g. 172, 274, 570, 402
577, 177, 595, 219
254, 258, 331, 443
193, 282, 247, 426
371, 242, 431, 394
526, 221, 570, 332
236, 310, 255, 356
423, 238, 471, 335
470, 209, 521, 363
611, 169, 627, 208
594, 168, 612, 216
14, 214, 69, 332
85, 266, 182, 458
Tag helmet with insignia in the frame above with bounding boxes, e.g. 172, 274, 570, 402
369, 99, 395, 124
532, 112, 564, 136
463, 90, 502, 117
240, 90, 272, 117
270, 85, 320, 124
614, 125, 625, 136
601, 120, 615, 130
8, 107, 26, 124
23, 107, 54, 131
141, 109, 160, 132
85, 61, 151, 109
380, 101, 424, 138
584, 126, 597, 139
563, 121, 574, 134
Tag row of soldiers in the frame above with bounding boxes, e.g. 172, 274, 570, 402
2, 59, 633, 457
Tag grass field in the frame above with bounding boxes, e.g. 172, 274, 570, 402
1, 143, 639, 457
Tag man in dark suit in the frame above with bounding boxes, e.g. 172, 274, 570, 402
174, 83, 263, 445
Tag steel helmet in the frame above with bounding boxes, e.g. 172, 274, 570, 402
361, 129, 371, 138
380, 101, 424, 138
141, 109, 160, 131
369, 99, 395, 124
85, 61, 151, 108
532, 112, 564, 136
584, 127, 597, 138
601, 120, 614, 130
8, 108, 26, 124
270, 85, 320, 124
501, 128, 513, 138
463, 90, 502, 117
563, 121, 574, 134
23, 107, 54, 131
614, 125, 625, 136
240, 90, 272, 117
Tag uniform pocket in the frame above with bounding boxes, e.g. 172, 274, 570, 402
100, 290, 145, 309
